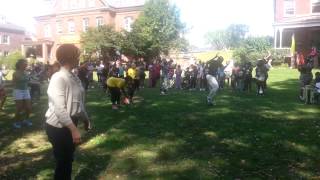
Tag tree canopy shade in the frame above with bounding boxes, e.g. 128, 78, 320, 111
80, 0, 186, 63
205, 30, 230, 50
120, 0, 186, 62
81, 25, 122, 62
205, 24, 250, 50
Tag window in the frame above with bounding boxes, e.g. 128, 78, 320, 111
284, 0, 295, 16
1, 35, 10, 44
96, 17, 104, 27
88, 0, 95, 7
83, 18, 89, 32
44, 24, 51, 37
124, 17, 133, 32
68, 20, 75, 33
56, 21, 62, 34
312, 0, 320, 13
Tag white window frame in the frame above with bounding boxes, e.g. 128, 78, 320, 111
123, 16, 133, 32
96, 17, 104, 27
44, 24, 52, 38
56, 21, 63, 34
83, 18, 89, 32
283, 0, 295, 17
68, 20, 75, 33
312, 0, 320, 13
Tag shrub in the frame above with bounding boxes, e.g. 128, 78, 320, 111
233, 36, 273, 65
0, 51, 24, 70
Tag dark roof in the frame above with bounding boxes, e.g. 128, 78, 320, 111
0, 23, 25, 33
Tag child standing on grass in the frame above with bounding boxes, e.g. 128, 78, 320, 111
12, 59, 32, 128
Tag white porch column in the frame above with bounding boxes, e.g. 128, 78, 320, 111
274, 28, 278, 49
279, 28, 284, 48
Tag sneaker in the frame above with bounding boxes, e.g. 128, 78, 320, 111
22, 120, 33, 127
13, 122, 22, 129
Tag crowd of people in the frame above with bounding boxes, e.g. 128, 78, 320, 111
1, 43, 320, 179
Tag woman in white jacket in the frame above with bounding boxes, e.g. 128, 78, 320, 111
45, 44, 91, 180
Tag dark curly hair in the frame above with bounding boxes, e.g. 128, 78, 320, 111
15, 59, 27, 70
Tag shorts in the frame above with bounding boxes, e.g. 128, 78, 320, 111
13, 89, 31, 100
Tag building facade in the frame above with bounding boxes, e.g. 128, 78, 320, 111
274, 0, 320, 55
0, 16, 27, 57
27, 0, 144, 62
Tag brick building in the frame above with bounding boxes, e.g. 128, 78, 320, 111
0, 16, 27, 57
24, 0, 144, 62
274, 0, 320, 54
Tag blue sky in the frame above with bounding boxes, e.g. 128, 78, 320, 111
0, 0, 274, 47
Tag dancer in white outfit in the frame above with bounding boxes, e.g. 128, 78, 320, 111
206, 74, 219, 105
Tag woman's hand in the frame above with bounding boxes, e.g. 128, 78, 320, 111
67, 123, 81, 144
71, 128, 81, 144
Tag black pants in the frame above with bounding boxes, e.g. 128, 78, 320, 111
45, 123, 75, 180
244, 77, 252, 92
134, 79, 140, 91
109, 87, 121, 105
30, 84, 41, 99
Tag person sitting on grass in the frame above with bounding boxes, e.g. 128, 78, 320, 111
106, 76, 133, 110
298, 56, 313, 100
12, 59, 32, 128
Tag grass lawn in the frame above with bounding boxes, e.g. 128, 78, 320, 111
0, 68, 320, 179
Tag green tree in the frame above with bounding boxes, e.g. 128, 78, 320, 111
81, 25, 122, 62
227, 24, 249, 48
121, 0, 186, 62
0, 51, 24, 69
205, 30, 230, 50
233, 36, 273, 63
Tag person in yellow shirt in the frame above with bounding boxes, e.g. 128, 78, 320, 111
106, 76, 132, 110
127, 63, 140, 91
127, 64, 137, 79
